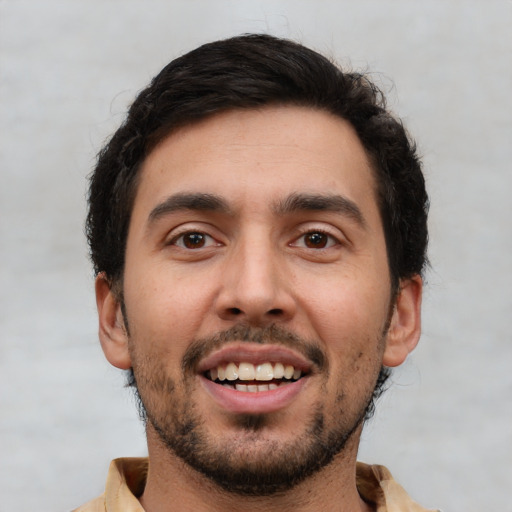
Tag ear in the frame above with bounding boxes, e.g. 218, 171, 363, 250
382, 275, 423, 367
95, 273, 132, 370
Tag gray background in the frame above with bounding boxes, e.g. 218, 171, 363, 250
1, 1, 511, 511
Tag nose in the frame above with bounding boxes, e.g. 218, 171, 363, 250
214, 235, 296, 325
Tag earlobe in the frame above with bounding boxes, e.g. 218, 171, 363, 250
95, 273, 132, 370
382, 275, 423, 367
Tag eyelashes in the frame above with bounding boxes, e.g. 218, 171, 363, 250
170, 231, 220, 249
168, 228, 342, 251
289, 229, 340, 250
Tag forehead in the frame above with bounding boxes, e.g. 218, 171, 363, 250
134, 106, 378, 216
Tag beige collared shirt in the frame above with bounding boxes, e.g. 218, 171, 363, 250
73, 458, 438, 512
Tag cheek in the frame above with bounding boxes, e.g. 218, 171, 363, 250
298, 273, 390, 375
123, 268, 213, 356
305, 276, 390, 334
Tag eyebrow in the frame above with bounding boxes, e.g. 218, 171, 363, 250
148, 193, 231, 224
273, 193, 366, 228
147, 191, 366, 229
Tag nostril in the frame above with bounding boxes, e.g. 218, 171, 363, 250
222, 307, 285, 319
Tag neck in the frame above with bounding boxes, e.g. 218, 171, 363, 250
138, 425, 374, 512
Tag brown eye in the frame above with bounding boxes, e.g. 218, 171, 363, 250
174, 232, 215, 249
290, 230, 339, 250
183, 233, 206, 248
304, 232, 329, 248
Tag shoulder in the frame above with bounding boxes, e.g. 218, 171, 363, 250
71, 494, 105, 512
356, 462, 440, 512
71, 457, 148, 512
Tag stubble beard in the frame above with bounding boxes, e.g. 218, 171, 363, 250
128, 324, 388, 496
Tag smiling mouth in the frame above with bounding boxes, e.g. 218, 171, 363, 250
205, 362, 305, 392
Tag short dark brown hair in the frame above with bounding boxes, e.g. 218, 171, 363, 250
86, 34, 428, 291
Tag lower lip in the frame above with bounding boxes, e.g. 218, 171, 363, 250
199, 376, 307, 414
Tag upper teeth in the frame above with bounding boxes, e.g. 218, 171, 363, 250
209, 362, 302, 382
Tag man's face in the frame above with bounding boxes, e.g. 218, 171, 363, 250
98, 106, 420, 494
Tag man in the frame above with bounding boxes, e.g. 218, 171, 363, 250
77, 34, 435, 511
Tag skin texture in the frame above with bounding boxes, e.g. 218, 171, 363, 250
95, 106, 422, 512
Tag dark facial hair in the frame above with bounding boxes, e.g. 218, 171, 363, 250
128, 324, 388, 496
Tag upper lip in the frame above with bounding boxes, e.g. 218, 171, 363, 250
196, 342, 313, 374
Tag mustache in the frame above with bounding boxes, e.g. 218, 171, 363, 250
182, 324, 327, 374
